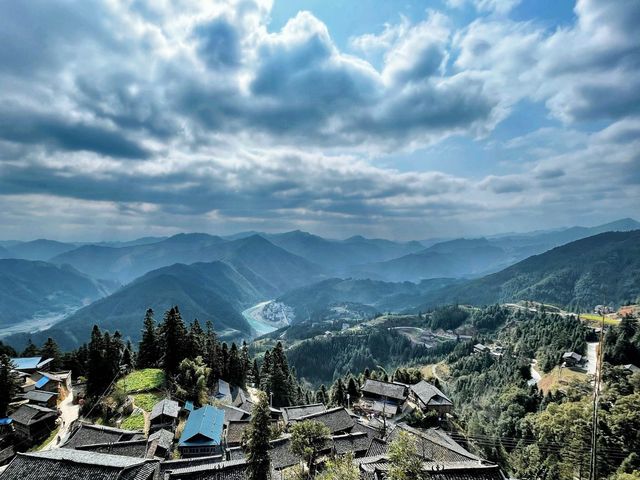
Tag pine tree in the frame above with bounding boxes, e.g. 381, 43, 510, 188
250, 359, 260, 387
346, 376, 360, 403
229, 343, 243, 386
290, 420, 331, 478
189, 319, 205, 358
245, 391, 271, 480
40, 337, 62, 370
221, 343, 230, 380
315, 384, 327, 404
137, 309, 159, 368
122, 341, 134, 372
241, 341, 251, 385
204, 321, 221, 382
330, 378, 346, 406
0, 355, 19, 418
21, 338, 39, 357
87, 325, 107, 398
159, 306, 188, 375
270, 342, 292, 407
260, 350, 272, 394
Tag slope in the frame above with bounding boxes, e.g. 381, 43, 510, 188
419, 230, 640, 310
0, 259, 114, 331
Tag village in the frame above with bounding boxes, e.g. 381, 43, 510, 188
0, 352, 506, 479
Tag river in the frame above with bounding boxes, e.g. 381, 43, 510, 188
242, 301, 280, 337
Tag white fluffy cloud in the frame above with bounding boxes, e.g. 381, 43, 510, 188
0, 0, 638, 239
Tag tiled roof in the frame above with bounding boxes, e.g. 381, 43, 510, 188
351, 421, 383, 441
357, 456, 505, 479
77, 439, 149, 458
150, 399, 180, 421
294, 407, 355, 434
163, 458, 247, 479
365, 437, 388, 457
148, 428, 174, 451
281, 403, 326, 424
411, 381, 453, 407
385, 424, 480, 463
24, 390, 58, 403
332, 432, 371, 455
179, 406, 225, 447
361, 379, 407, 401
268, 436, 300, 470
226, 447, 246, 461
220, 405, 251, 423
224, 421, 250, 446
159, 455, 223, 475
9, 404, 57, 426
63, 423, 144, 449
0, 448, 158, 480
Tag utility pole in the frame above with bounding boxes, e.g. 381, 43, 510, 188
589, 306, 606, 480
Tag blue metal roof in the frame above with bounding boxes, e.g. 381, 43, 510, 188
178, 405, 224, 447
35, 376, 50, 389
10, 357, 42, 370
0, 418, 12, 426
184, 401, 194, 412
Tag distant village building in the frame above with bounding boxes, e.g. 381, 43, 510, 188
290, 407, 355, 435
223, 420, 251, 448
474, 343, 490, 354
63, 422, 145, 449
149, 399, 180, 433
562, 351, 583, 367
281, 403, 326, 425
623, 364, 640, 374
409, 380, 453, 415
178, 405, 225, 457
9, 404, 57, 443
146, 429, 175, 459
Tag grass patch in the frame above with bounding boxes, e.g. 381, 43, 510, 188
133, 392, 163, 412
579, 313, 620, 326
29, 425, 60, 451
116, 369, 165, 393
121, 412, 145, 431
538, 366, 589, 394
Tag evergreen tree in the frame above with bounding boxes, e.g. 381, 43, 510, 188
228, 343, 242, 386
137, 309, 159, 368
250, 359, 260, 387
21, 338, 39, 357
316, 452, 359, 480
315, 384, 327, 404
0, 355, 19, 418
87, 325, 107, 398
159, 306, 188, 374
241, 341, 251, 385
221, 343, 230, 380
270, 342, 292, 407
122, 341, 134, 372
40, 337, 62, 370
189, 319, 205, 358
346, 376, 360, 402
204, 321, 222, 382
260, 350, 272, 394
0, 341, 16, 357
330, 378, 346, 406
245, 391, 272, 480
175, 356, 210, 406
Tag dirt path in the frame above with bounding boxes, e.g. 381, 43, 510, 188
42, 388, 79, 450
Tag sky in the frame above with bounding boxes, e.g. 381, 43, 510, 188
0, 0, 638, 241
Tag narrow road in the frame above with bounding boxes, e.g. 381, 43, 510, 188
42, 388, 79, 450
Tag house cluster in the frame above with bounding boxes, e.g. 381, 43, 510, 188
0, 376, 503, 479
355, 378, 453, 419
1, 357, 73, 448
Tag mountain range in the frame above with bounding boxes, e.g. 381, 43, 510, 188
1, 218, 638, 350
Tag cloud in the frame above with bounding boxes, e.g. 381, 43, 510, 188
0, 0, 638, 239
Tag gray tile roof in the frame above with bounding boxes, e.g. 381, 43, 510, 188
226, 447, 246, 461
352, 421, 383, 441
268, 436, 300, 470
63, 423, 144, 449
332, 432, 371, 455
76, 439, 149, 458
159, 455, 224, 475
148, 428, 174, 451
384, 424, 480, 463
150, 399, 180, 421
24, 390, 58, 404
361, 379, 407, 401
9, 404, 57, 426
224, 421, 250, 446
357, 456, 505, 479
0, 449, 158, 480
411, 381, 453, 407
281, 403, 326, 424
293, 407, 355, 434
220, 405, 251, 423
163, 458, 247, 479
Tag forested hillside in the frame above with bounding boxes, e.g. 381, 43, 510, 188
0, 259, 114, 329
419, 230, 640, 310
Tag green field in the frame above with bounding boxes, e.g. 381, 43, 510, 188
121, 412, 145, 431
133, 392, 163, 412
579, 313, 620, 325
116, 369, 165, 393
